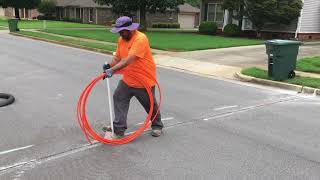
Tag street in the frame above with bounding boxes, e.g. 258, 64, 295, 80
1, 33, 320, 180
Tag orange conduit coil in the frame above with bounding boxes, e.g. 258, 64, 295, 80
77, 70, 162, 145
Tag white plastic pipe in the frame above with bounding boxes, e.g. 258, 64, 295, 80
106, 78, 114, 136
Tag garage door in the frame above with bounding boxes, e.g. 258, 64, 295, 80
178, 14, 195, 29
0, 8, 4, 16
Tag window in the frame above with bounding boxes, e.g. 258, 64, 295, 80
76, 8, 81, 19
28, 9, 32, 18
207, 3, 224, 27
89, 8, 94, 22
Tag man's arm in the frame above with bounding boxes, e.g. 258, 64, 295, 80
105, 55, 120, 67
111, 55, 137, 72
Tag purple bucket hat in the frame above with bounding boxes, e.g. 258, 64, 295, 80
111, 16, 140, 33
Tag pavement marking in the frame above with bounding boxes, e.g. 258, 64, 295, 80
0, 145, 34, 156
0, 160, 36, 172
135, 117, 174, 126
0, 143, 100, 174
213, 105, 238, 111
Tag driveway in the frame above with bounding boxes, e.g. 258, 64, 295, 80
167, 44, 320, 69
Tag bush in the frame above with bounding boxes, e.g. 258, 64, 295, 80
152, 22, 180, 29
198, 21, 217, 35
223, 24, 241, 37
61, 18, 82, 23
37, 15, 56, 20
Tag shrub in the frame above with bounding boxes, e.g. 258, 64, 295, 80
152, 22, 180, 29
61, 17, 82, 23
37, 15, 56, 20
223, 24, 241, 37
198, 21, 217, 35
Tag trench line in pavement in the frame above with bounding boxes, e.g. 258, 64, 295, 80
0, 95, 299, 175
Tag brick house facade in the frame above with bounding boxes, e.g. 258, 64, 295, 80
55, 0, 199, 28
2, 7, 39, 19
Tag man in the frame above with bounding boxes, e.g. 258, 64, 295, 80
102, 16, 163, 139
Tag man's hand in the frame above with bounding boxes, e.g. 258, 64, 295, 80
103, 63, 111, 73
104, 69, 113, 79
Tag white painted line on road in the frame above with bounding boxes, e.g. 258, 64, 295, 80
214, 105, 238, 111
203, 112, 234, 121
135, 117, 174, 126
0, 159, 36, 171
0, 145, 34, 156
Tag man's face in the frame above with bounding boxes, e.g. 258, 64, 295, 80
119, 30, 132, 41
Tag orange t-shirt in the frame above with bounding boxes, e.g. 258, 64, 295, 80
115, 31, 156, 88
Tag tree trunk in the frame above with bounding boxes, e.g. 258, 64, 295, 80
238, 5, 244, 31
139, 4, 147, 32
14, 8, 20, 19
256, 29, 262, 38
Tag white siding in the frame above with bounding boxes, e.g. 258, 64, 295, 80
300, 0, 320, 33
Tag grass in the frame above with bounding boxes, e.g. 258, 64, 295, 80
297, 56, 320, 74
0, 19, 105, 29
16, 31, 116, 52
42, 29, 263, 51
242, 67, 320, 89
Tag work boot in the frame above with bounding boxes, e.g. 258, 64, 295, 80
151, 129, 162, 137
102, 126, 124, 139
102, 125, 112, 132
111, 133, 125, 139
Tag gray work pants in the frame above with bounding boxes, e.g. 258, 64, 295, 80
112, 80, 163, 134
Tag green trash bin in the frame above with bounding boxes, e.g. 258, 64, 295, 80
8, 19, 19, 32
265, 39, 302, 81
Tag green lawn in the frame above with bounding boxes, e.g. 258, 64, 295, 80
43, 29, 263, 51
242, 67, 320, 89
16, 31, 116, 52
297, 56, 320, 74
0, 19, 105, 29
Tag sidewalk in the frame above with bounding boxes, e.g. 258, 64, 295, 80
155, 54, 320, 96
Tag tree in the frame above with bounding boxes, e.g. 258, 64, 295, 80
38, 0, 57, 18
270, 0, 303, 25
222, 0, 245, 31
185, 0, 201, 7
94, 0, 184, 31
244, 0, 302, 37
0, 0, 41, 19
244, 0, 275, 36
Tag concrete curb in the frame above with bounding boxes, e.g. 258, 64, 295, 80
10, 32, 114, 55
234, 72, 320, 96
302, 41, 320, 46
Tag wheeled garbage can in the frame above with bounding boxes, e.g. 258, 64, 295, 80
265, 39, 302, 81
8, 18, 19, 32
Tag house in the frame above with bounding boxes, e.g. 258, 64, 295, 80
55, 0, 113, 25
1, 1, 200, 29
0, 7, 39, 19
200, 0, 320, 40
55, 0, 200, 28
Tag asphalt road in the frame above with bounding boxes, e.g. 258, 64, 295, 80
1, 33, 320, 180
